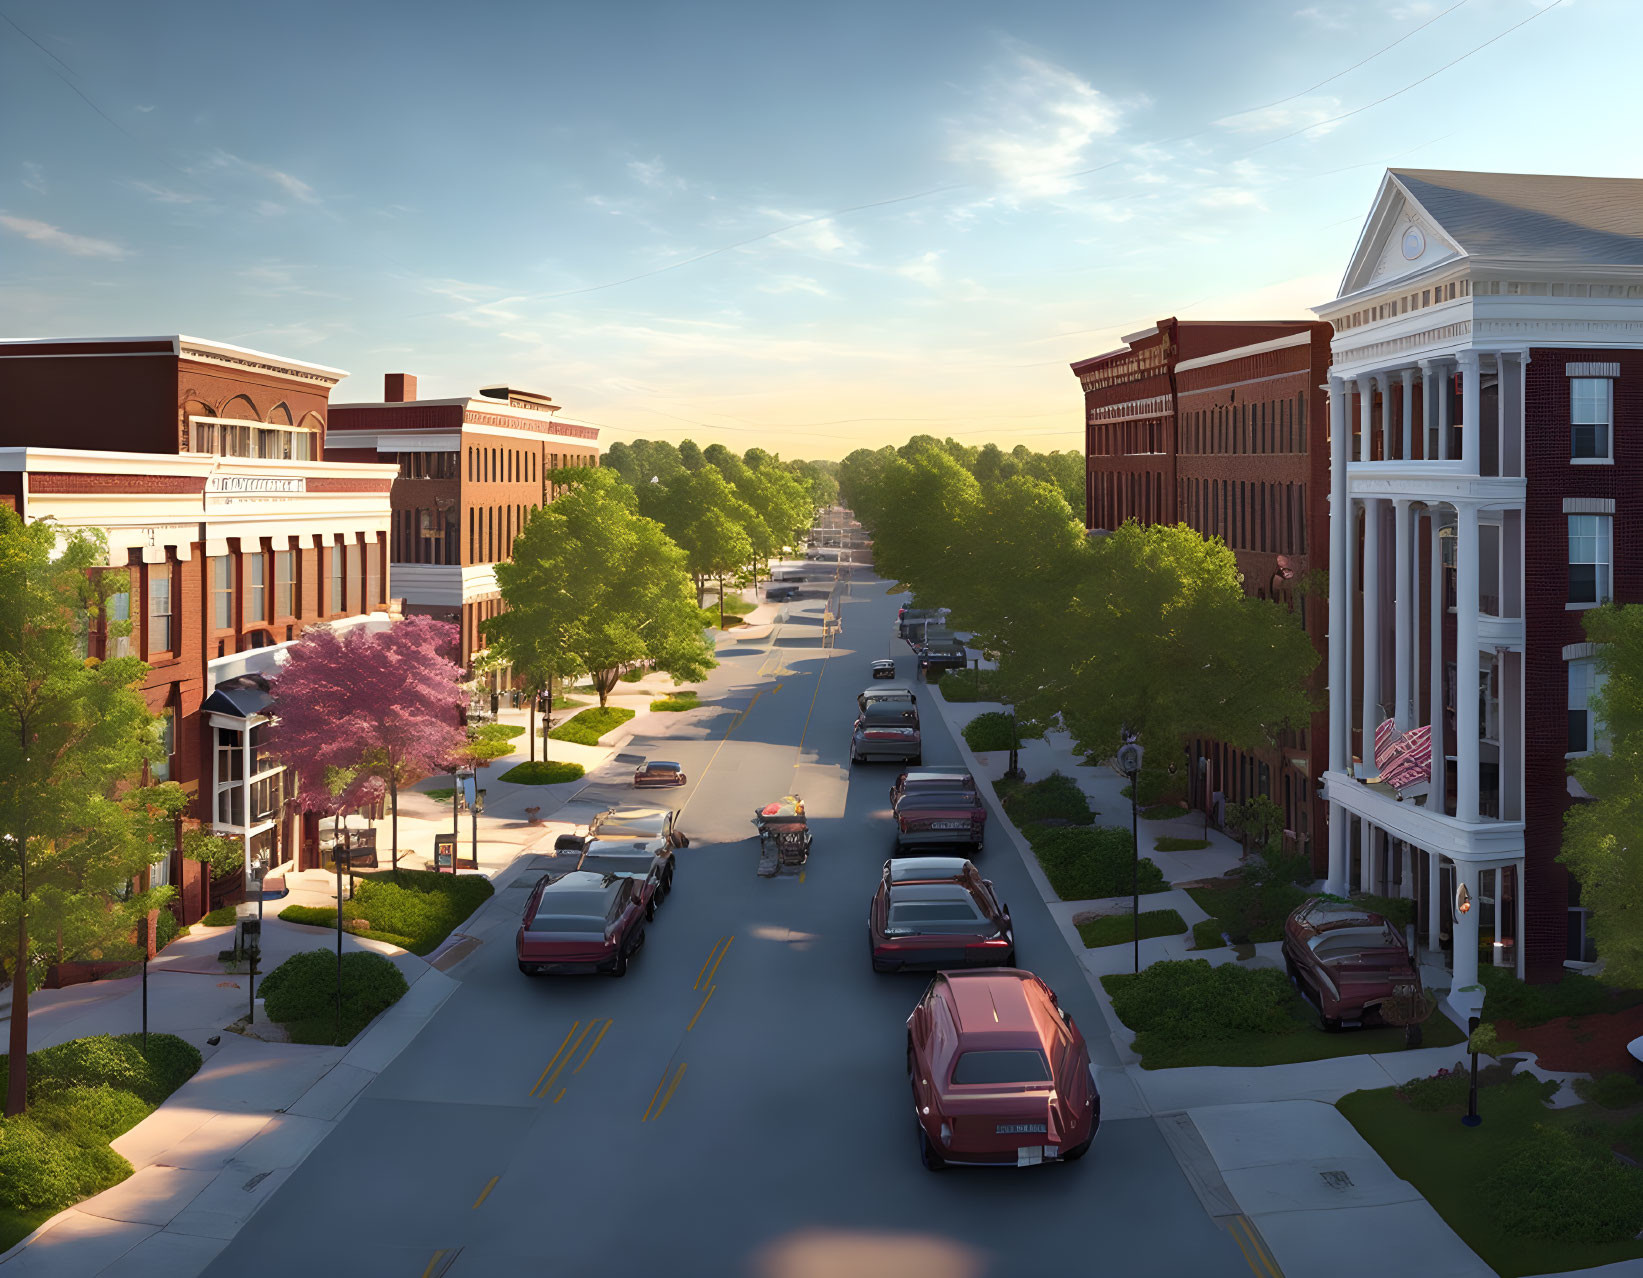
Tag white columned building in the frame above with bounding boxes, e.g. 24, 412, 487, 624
1315, 168, 1643, 1006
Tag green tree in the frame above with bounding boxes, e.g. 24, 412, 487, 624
689, 510, 755, 629
1562, 603, 1643, 985
481, 620, 582, 763
0, 513, 164, 1116
494, 469, 715, 707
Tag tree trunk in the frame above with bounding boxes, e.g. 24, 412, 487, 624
544, 682, 554, 758
717, 575, 726, 629
7, 813, 30, 1117
529, 693, 537, 763
389, 773, 399, 879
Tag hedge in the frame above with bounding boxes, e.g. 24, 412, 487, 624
1191, 918, 1227, 950
1102, 959, 1295, 1050
200, 905, 239, 928
650, 692, 700, 712
1027, 824, 1167, 901
998, 772, 1093, 827
279, 869, 492, 956
548, 706, 636, 745
499, 760, 585, 785
1477, 965, 1639, 1028
1485, 1120, 1643, 1244
472, 722, 525, 741
1077, 909, 1187, 949
259, 948, 409, 1045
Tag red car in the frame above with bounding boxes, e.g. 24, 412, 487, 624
893, 790, 986, 855
517, 870, 646, 977
633, 760, 687, 788
575, 837, 673, 919
907, 969, 1098, 1170
1282, 897, 1421, 1029
869, 857, 1012, 972
889, 766, 975, 807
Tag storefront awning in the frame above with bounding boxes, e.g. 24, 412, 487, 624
202, 674, 272, 720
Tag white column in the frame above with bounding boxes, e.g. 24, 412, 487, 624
1400, 370, 1414, 461
1437, 360, 1452, 461
1326, 799, 1348, 896
1376, 372, 1394, 461
1359, 821, 1375, 893
1458, 350, 1482, 472
1451, 860, 1481, 1003
1419, 360, 1437, 459
1358, 372, 1375, 465
241, 723, 253, 877
1426, 850, 1441, 957
1427, 506, 1447, 816
1515, 859, 1526, 980
1361, 498, 1382, 762
1455, 502, 1481, 822
1328, 377, 1351, 775
1394, 499, 1413, 730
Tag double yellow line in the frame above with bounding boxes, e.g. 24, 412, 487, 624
695, 936, 733, 990
643, 937, 736, 1124
530, 1017, 612, 1103
1227, 1214, 1283, 1278
643, 1062, 687, 1122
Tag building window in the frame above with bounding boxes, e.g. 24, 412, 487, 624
331, 543, 345, 614
1569, 657, 1602, 754
367, 540, 383, 606
149, 563, 174, 653
1569, 515, 1612, 606
1571, 378, 1612, 461
346, 541, 362, 613
211, 554, 233, 630
249, 552, 266, 622
105, 574, 133, 659
275, 550, 294, 617
152, 707, 174, 783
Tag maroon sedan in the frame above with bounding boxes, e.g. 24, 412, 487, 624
633, 760, 687, 788
1282, 897, 1421, 1029
889, 766, 975, 807
907, 969, 1098, 1170
869, 857, 1012, 972
893, 789, 986, 855
517, 870, 646, 977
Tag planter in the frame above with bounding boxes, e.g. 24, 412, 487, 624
525, 806, 543, 826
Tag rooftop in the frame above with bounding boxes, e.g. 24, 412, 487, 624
1392, 167, 1643, 265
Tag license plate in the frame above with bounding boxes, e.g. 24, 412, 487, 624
997, 1123, 1047, 1134
933, 821, 969, 830
1017, 1146, 1043, 1167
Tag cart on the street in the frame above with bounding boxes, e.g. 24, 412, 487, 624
753, 796, 811, 877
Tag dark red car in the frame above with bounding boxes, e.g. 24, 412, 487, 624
907, 969, 1098, 1170
633, 760, 687, 788
1282, 897, 1421, 1029
869, 857, 1012, 972
889, 766, 976, 807
893, 790, 986, 854
517, 870, 646, 977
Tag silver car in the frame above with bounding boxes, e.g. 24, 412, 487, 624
851, 703, 922, 765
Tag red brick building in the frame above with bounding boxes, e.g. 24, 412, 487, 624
1074, 320, 1333, 867
0, 336, 398, 921
326, 374, 600, 692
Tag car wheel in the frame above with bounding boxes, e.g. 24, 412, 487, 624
645, 894, 657, 921
609, 948, 629, 978
918, 1122, 947, 1171
1283, 954, 1302, 988
518, 961, 536, 977
663, 866, 675, 895
1320, 1011, 1343, 1033
1064, 1134, 1094, 1162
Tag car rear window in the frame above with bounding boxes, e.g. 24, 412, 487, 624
529, 911, 604, 932
891, 900, 982, 924
951, 1050, 1051, 1085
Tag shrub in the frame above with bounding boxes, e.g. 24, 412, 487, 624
30, 1086, 150, 1142
1192, 919, 1226, 950
1156, 837, 1210, 852
1029, 825, 1167, 900
548, 706, 636, 745
1396, 1066, 1472, 1112
259, 948, 409, 1045
348, 870, 494, 955
1477, 965, 1632, 1027
1575, 1073, 1643, 1110
650, 691, 699, 712
200, 905, 239, 928
1349, 893, 1416, 930
1140, 803, 1183, 821
1078, 909, 1187, 949
936, 669, 1007, 703
1000, 772, 1094, 827
1485, 1122, 1643, 1243
962, 711, 1021, 753
1102, 960, 1295, 1046
280, 904, 341, 929
5, 1033, 202, 1108
0, 1112, 130, 1212
620, 668, 646, 682
155, 910, 183, 949
499, 760, 585, 785
472, 722, 525, 741
1119, 762, 1185, 807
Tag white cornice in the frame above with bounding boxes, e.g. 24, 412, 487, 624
0, 335, 347, 385
1119, 325, 1159, 345
0, 447, 399, 480
1174, 331, 1313, 373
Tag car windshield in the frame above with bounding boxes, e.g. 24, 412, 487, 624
530, 899, 607, 931
1310, 924, 1404, 955
578, 854, 649, 877
951, 1050, 1051, 1085
890, 902, 984, 933
897, 793, 977, 809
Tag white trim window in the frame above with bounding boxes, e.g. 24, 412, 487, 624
1568, 515, 1612, 606
1571, 378, 1613, 462
1568, 657, 1605, 755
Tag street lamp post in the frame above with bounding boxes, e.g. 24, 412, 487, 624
1002, 703, 1025, 783
1463, 1015, 1483, 1127
1117, 740, 1145, 976
244, 862, 264, 1025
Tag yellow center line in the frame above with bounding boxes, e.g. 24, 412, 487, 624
652, 1062, 688, 1120
537, 1021, 595, 1097
553, 1087, 567, 1104
421, 1251, 447, 1278
642, 1068, 671, 1122
531, 1021, 580, 1096
694, 938, 726, 991
471, 1176, 498, 1210
574, 1019, 612, 1073
704, 935, 733, 985
686, 985, 716, 1032
798, 868, 806, 883
1231, 1216, 1283, 1278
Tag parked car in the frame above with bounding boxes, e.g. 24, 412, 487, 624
871, 658, 897, 680
587, 805, 689, 850
517, 870, 646, 977
890, 766, 977, 807
906, 969, 1098, 1170
1281, 897, 1422, 1029
851, 703, 922, 765
899, 608, 941, 641
892, 789, 987, 854
633, 760, 687, 788
574, 837, 673, 918
767, 585, 801, 602
858, 685, 918, 717
869, 857, 1012, 971
917, 630, 970, 674
773, 569, 807, 583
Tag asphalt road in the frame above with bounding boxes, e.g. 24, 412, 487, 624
203, 561, 1253, 1278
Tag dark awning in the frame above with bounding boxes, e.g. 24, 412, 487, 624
202, 674, 272, 720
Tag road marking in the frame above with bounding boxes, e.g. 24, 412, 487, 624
420, 1249, 461, 1278
703, 935, 733, 985
471, 1176, 498, 1209
798, 868, 806, 883
643, 1061, 687, 1122
695, 937, 727, 990
773, 681, 784, 694
574, 1019, 612, 1073
686, 985, 716, 1032
531, 1021, 580, 1096
553, 1087, 567, 1104
1228, 1215, 1283, 1278
536, 1020, 596, 1098
651, 1062, 688, 1121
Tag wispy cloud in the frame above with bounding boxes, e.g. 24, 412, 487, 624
627, 157, 686, 191
129, 179, 205, 204
952, 48, 1122, 200
239, 262, 338, 299
1214, 96, 1345, 137
1294, 4, 1355, 28
760, 208, 859, 256
20, 163, 45, 194
0, 214, 124, 259
895, 251, 943, 288
203, 150, 323, 208
134, 104, 157, 113
757, 274, 831, 297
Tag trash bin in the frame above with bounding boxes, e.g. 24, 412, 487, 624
490, 692, 501, 716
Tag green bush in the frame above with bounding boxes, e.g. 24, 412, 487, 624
0, 1112, 130, 1212
1485, 1122, 1643, 1244
1140, 803, 1183, 821
1028, 825, 1167, 900
1397, 1067, 1473, 1112
1192, 918, 1226, 950
962, 711, 1021, 753
1156, 837, 1210, 852
1119, 762, 1186, 807
1478, 965, 1634, 1027
1575, 1073, 1643, 1110
650, 691, 699, 712
276, 904, 417, 951
259, 948, 409, 1045
200, 905, 239, 928
1077, 909, 1187, 948
548, 706, 636, 745
1000, 772, 1094, 827
349, 870, 494, 955
1188, 850, 1312, 944
620, 668, 646, 682
424, 788, 456, 803
1343, 893, 1416, 929
155, 910, 183, 949
472, 722, 525, 741
280, 904, 341, 929
5, 1033, 202, 1108
499, 759, 585, 785
30, 1086, 150, 1142
1102, 959, 1295, 1048
936, 669, 1007, 703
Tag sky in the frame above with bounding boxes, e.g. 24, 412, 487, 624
1, 0, 1636, 460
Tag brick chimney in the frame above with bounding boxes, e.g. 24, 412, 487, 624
384, 373, 418, 402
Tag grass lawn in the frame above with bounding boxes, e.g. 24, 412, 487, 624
472, 722, 525, 740
1140, 803, 1185, 821
722, 596, 756, 616
424, 788, 455, 803
1078, 909, 1186, 948
1131, 998, 1464, 1068
1339, 1075, 1643, 1277
650, 691, 700, 712
1155, 836, 1210, 852
936, 669, 1007, 702
548, 705, 636, 745
1186, 884, 1301, 945
498, 759, 585, 785
278, 868, 494, 957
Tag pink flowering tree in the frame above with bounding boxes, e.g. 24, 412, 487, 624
267, 616, 466, 875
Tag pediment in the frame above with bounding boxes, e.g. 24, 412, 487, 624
1337, 176, 1464, 299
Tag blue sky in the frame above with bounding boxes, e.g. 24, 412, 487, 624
1, 0, 1633, 458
